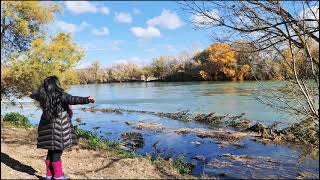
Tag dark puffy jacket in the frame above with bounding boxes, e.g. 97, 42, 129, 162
30, 90, 89, 150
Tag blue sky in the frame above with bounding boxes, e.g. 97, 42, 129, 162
46, 1, 318, 69
47, 1, 214, 69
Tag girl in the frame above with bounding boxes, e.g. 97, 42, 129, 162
30, 76, 95, 179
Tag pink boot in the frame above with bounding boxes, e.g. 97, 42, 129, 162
45, 160, 53, 180
52, 161, 68, 179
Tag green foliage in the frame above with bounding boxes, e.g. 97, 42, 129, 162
75, 39, 317, 85
2, 33, 84, 97
1, 1, 61, 59
75, 127, 137, 158
172, 154, 195, 175
75, 42, 291, 84
2, 112, 32, 128
151, 154, 194, 175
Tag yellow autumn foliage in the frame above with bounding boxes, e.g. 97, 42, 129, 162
1, 1, 61, 58
2, 33, 84, 97
207, 43, 237, 64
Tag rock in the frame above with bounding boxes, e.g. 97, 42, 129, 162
194, 113, 225, 124
296, 171, 319, 179
155, 111, 191, 121
207, 159, 232, 168
119, 144, 131, 151
133, 122, 164, 131
121, 132, 144, 149
216, 141, 246, 149
246, 123, 267, 133
174, 128, 195, 134
196, 130, 253, 141
125, 121, 134, 125
222, 153, 255, 164
191, 155, 206, 161
227, 119, 252, 129
190, 141, 203, 145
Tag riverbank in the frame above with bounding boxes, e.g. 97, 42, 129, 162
1, 125, 194, 179
1, 108, 319, 179
81, 107, 319, 147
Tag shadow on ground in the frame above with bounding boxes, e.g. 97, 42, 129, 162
1, 152, 44, 179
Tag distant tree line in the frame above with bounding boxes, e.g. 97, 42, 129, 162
76, 41, 318, 84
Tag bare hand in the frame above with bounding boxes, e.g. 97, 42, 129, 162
88, 96, 95, 103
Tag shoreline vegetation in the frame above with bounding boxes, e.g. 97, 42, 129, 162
1, 109, 318, 179
75, 42, 312, 85
1, 112, 195, 179
81, 107, 319, 148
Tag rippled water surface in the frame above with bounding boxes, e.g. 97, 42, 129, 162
1, 81, 319, 178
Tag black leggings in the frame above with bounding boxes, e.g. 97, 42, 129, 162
46, 150, 63, 162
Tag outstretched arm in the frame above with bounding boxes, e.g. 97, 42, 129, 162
62, 92, 95, 105
29, 87, 43, 101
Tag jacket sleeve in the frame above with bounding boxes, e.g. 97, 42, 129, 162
30, 87, 42, 101
62, 92, 89, 105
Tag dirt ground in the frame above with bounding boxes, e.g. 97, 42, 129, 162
1, 127, 190, 179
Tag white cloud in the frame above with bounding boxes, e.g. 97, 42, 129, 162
92, 27, 110, 36
114, 12, 132, 24
111, 40, 125, 45
190, 10, 221, 28
56, 21, 77, 33
132, 8, 142, 15
65, 1, 97, 14
144, 48, 156, 52
55, 20, 90, 34
147, 9, 183, 29
65, 1, 110, 15
166, 45, 176, 52
114, 57, 145, 66
81, 40, 125, 53
100, 7, 110, 15
80, 21, 91, 28
130, 26, 161, 39
111, 46, 121, 51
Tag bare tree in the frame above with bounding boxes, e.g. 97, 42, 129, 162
89, 61, 101, 83
180, 1, 319, 123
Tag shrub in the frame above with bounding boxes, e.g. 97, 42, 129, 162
151, 154, 195, 175
75, 127, 137, 158
3, 112, 32, 128
172, 154, 195, 175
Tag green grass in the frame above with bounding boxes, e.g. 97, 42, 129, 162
151, 154, 195, 175
75, 128, 194, 175
75, 127, 138, 158
2, 112, 32, 128
172, 154, 195, 175
1, 112, 194, 176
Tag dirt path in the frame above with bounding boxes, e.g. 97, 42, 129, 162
1, 127, 190, 179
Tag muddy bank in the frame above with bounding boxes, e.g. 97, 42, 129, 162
81, 107, 319, 147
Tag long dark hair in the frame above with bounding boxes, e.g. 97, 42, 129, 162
37, 76, 64, 119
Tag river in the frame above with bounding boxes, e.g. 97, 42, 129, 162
1, 81, 319, 179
